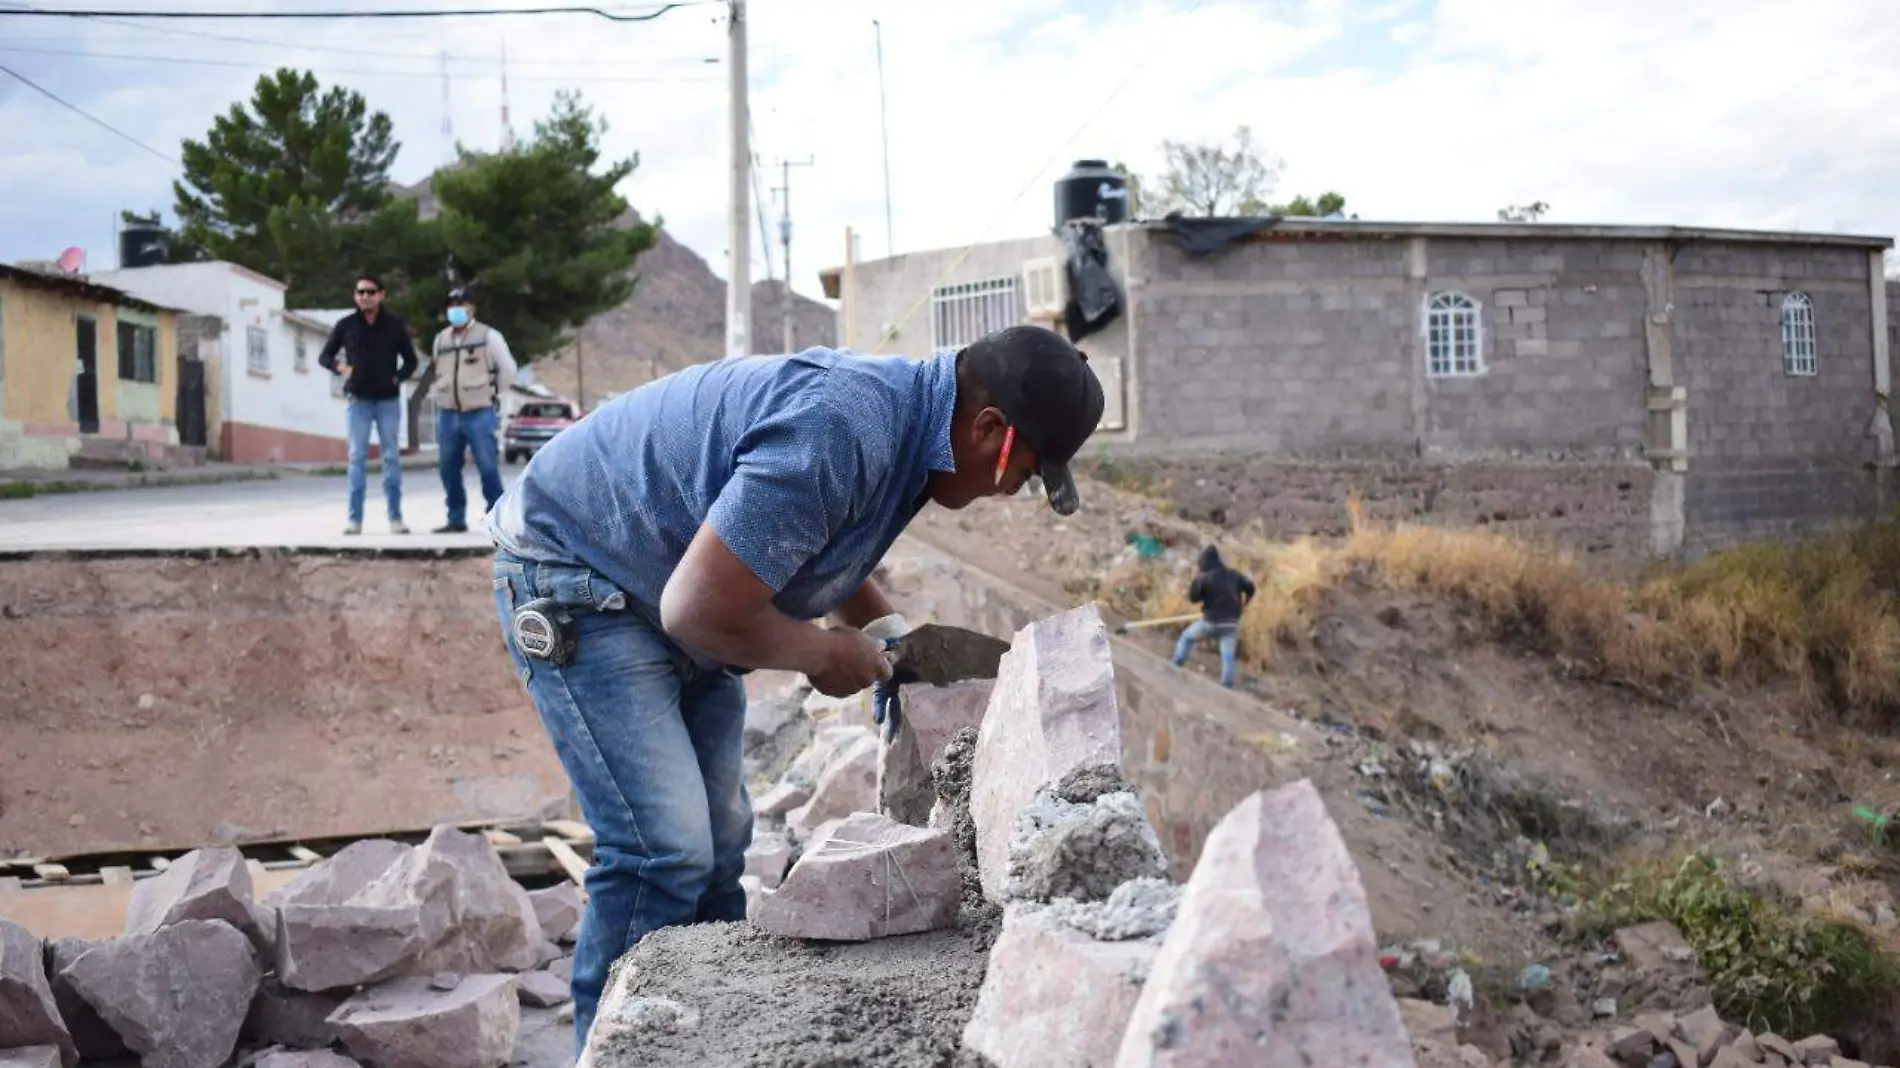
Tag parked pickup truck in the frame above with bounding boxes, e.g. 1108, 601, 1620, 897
503, 399, 581, 464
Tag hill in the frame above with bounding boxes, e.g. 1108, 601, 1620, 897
398, 176, 837, 406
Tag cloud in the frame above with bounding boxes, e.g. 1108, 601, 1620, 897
0, 0, 1895, 315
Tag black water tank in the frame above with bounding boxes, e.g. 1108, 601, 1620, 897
1054, 159, 1129, 228
119, 223, 169, 269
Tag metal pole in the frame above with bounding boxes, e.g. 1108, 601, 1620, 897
775, 156, 812, 355
874, 20, 893, 258
726, 0, 751, 359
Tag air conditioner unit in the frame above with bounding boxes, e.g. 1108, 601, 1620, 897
1021, 256, 1067, 322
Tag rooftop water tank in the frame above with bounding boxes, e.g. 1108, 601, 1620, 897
1054, 159, 1129, 228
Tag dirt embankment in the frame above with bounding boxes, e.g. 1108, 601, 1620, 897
0, 550, 566, 859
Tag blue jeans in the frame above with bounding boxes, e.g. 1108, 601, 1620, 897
1172, 619, 1240, 688
437, 406, 503, 527
346, 397, 404, 524
491, 550, 752, 1057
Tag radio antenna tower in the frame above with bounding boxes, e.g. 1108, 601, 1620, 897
439, 50, 454, 164
500, 42, 518, 154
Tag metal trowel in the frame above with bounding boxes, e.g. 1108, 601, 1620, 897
885, 623, 1011, 687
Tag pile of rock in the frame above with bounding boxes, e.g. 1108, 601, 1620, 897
1557, 1006, 1887, 1068
0, 828, 583, 1068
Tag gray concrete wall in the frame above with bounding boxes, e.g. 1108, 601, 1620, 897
1133, 233, 1651, 458
1673, 243, 1889, 552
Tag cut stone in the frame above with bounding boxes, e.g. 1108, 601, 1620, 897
364, 826, 544, 975
251, 1050, 361, 1068
547, 956, 573, 983
878, 679, 993, 826
243, 979, 345, 1050
274, 903, 433, 994
1, 919, 76, 1068
972, 605, 1124, 903
515, 971, 569, 1008
0, 1048, 60, 1068
265, 840, 410, 910
1004, 786, 1167, 905
124, 846, 267, 951
785, 732, 880, 840
749, 812, 961, 941
328, 974, 518, 1068
62, 920, 260, 1068
744, 833, 797, 889
528, 884, 583, 944
43, 937, 119, 1062
1675, 1005, 1729, 1063
1114, 779, 1412, 1068
962, 905, 1159, 1068
750, 782, 812, 819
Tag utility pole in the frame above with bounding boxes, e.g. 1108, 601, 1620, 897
499, 41, 517, 154
725, 0, 751, 359
873, 20, 894, 257
773, 155, 813, 355
575, 335, 586, 412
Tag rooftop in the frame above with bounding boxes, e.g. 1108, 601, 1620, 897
0, 263, 181, 313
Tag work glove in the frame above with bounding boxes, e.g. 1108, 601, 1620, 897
860, 613, 911, 743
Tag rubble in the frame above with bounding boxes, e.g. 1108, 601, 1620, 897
514, 971, 570, 1008
265, 840, 410, 910
125, 846, 269, 951
971, 605, 1124, 903
242, 980, 343, 1050
273, 902, 433, 993
742, 832, 796, 889
741, 689, 811, 786
1003, 783, 1167, 905
1115, 779, 1414, 1068
61, 920, 260, 1068
527, 884, 582, 944
1, 919, 77, 1068
749, 812, 961, 941
0, 1048, 61, 1068
784, 731, 880, 839
749, 781, 811, 819
367, 827, 545, 974
327, 974, 519, 1068
878, 679, 993, 826
45, 937, 126, 1061
962, 905, 1159, 1068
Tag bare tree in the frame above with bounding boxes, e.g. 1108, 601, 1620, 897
1149, 126, 1284, 217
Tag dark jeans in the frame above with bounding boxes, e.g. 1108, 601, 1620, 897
436, 406, 503, 527
491, 550, 751, 1057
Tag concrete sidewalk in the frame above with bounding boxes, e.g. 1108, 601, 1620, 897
0, 453, 442, 496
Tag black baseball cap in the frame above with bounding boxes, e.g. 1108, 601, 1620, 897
961, 324, 1106, 516
446, 286, 473, 305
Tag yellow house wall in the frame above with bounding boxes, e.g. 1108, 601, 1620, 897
0, 278, 180, 443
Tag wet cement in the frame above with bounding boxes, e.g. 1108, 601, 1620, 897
590, 921, 996, 1068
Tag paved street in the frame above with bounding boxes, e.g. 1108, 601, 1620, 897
0, 466, 518, 551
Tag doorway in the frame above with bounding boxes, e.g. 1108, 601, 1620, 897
75, 317, 99, 434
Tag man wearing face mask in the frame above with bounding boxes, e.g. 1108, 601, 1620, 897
429, 287, 518, 534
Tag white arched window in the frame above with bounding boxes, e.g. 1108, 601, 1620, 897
1781, 292, 1816, 376
1425, 291, 1483, 377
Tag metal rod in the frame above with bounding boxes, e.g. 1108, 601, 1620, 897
725, 0, 751, 358
873, 19, 893, 258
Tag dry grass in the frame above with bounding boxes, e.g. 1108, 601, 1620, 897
1099, 499, 1900, 717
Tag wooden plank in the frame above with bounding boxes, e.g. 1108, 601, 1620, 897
542, 820, 595, 845
0, 867, 301, 940
33, 864, 70, 882
100, 866, 134, 887
483, 829, 523, 847
287, 846, 323, 865
541, 836, 591, 897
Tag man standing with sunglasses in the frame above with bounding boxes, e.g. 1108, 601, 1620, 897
318, 273, 420, 535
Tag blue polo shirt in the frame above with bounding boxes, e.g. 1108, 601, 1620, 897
487, 347, 958, 623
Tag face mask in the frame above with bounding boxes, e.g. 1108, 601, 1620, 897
447, 306, 470, 327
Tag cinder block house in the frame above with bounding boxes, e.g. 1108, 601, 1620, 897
0, 264, 197, 470
825, 219, 1898, 561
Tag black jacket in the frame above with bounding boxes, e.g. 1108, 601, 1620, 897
1187, 546, 1255, 625
317, 310, 419, 401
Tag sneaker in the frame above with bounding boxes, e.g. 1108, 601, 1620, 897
433, 522, 469, 534
389, 519, 411, 535
343, 522, 362, 536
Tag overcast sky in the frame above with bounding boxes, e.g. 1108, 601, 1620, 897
2, 0, 1898, 307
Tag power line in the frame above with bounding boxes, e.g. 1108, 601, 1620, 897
0, 34, 718, 65
0, 44, 722, 82
0, 2, 711, 20
0, 62, 177, 164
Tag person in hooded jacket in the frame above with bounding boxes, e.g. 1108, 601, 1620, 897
1172, 544, 1256, 688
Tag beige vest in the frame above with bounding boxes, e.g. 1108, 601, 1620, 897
431, 323, 498, 412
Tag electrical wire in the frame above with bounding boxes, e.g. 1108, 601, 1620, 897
0, 2, 712, 20
0, 34, 717, 65
0, 44, 722, 82
868, 0, 1210, 353
0, 61, 177, 163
